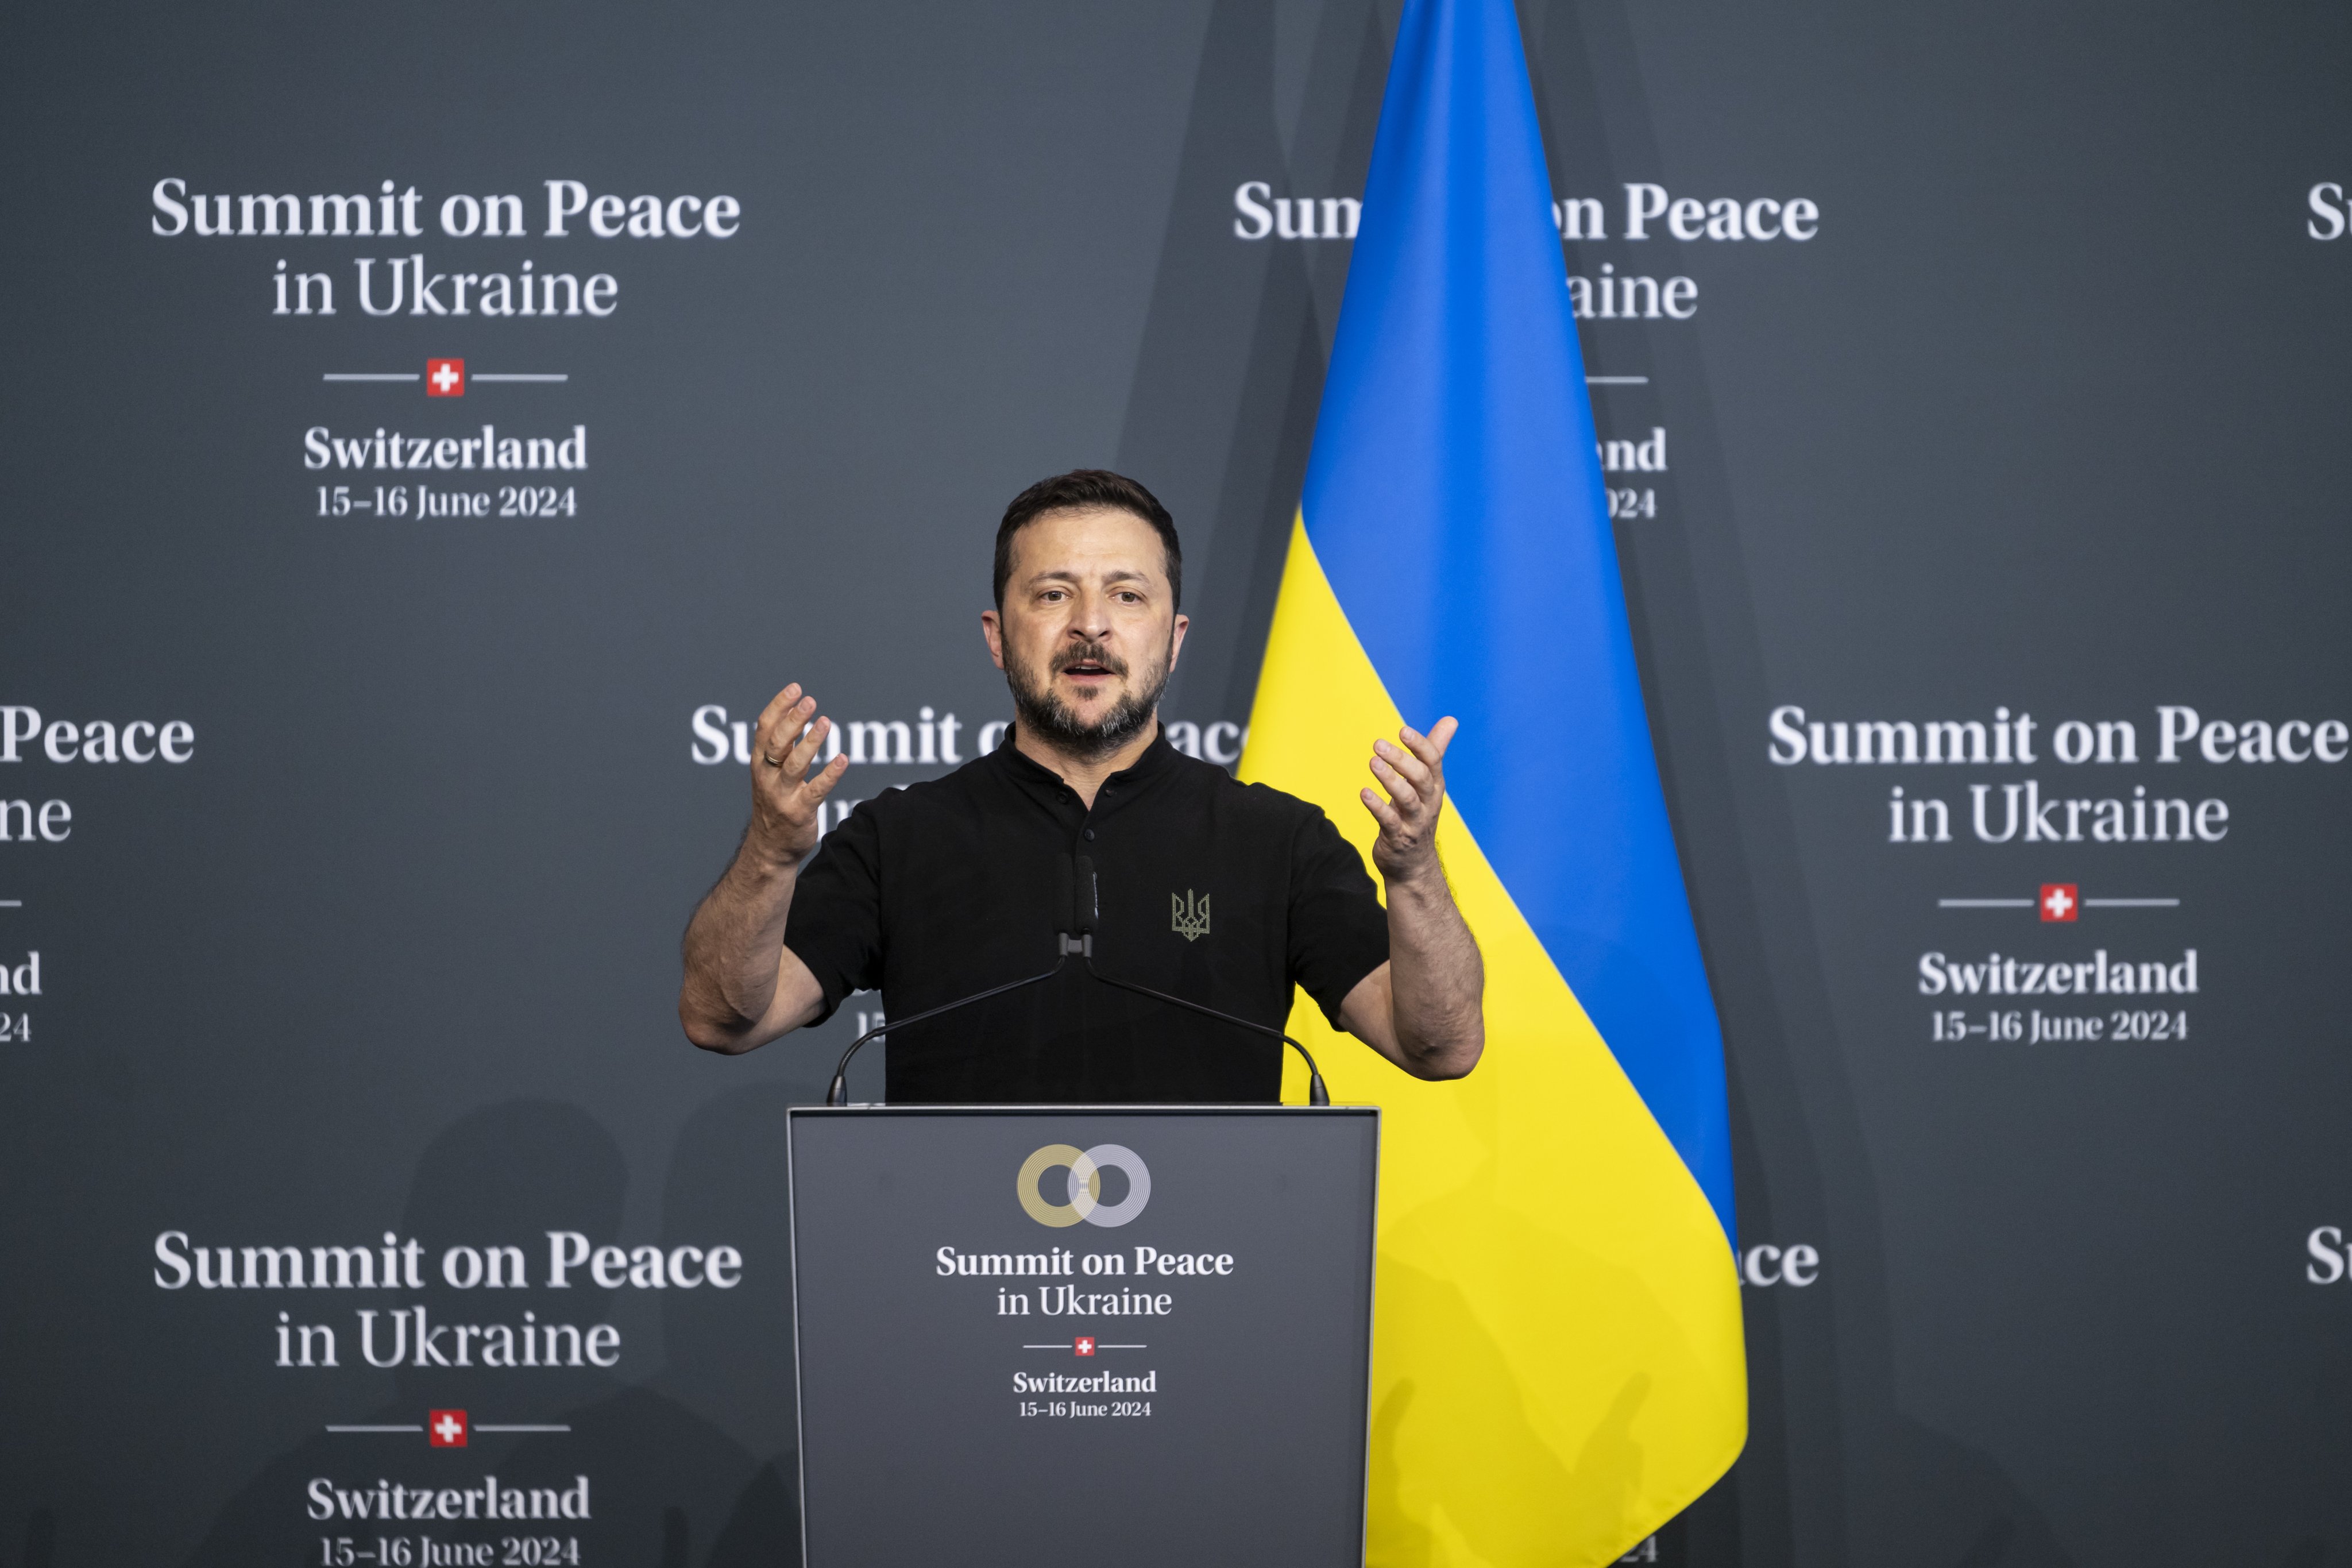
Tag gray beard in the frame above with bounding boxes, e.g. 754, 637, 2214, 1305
1006, 648, 1170, 762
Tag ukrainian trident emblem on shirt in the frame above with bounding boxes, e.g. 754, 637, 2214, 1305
1171, 889, 1211, 942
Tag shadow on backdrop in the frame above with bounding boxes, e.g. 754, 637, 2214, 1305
183, 1099, 779, 1568
493, 1083, 805, 1568
1525, 3, 2078, 1564
1117, 0, 1386, 726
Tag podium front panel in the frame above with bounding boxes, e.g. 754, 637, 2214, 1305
787, 1104, 1377, 1566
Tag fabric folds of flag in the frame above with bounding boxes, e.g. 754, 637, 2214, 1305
1238, 0, 1745, 1560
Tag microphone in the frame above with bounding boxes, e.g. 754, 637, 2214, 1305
821, 853, 1102, 1105
1072, 855, 1331, 1107
1071, 852, 1098, 934
822, 854, 1333, 1107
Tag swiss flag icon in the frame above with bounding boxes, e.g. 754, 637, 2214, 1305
1074, 1337, 1096, 1358
2040, 884, 2079, 922
428, 1409, 469, 1447
426, 358, 465, 397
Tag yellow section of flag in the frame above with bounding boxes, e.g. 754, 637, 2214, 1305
1245, 516, 1746, 1566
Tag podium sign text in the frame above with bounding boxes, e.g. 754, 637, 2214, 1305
787, 1105, 1378, 1565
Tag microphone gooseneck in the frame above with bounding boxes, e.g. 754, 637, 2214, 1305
1082, 959, 1331, 1106
823, 964, 1063, 1106
1073, 855, 1331, 1107
823, 851, 1334, 1108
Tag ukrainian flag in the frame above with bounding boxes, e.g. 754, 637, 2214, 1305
1239, 0, 1745, 1559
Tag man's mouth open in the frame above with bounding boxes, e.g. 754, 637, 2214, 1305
1058, 658, 1120, 688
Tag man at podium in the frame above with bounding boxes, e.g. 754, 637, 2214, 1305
678, 469, 1483, 1102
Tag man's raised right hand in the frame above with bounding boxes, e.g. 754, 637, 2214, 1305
748, 683, 849, 864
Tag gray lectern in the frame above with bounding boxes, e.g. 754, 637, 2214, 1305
786, 1105, 1378, 1566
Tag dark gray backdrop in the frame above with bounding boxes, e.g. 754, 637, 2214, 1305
2, 1, 2346, 1565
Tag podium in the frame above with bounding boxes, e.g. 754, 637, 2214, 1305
786, 1104, 1379, 1565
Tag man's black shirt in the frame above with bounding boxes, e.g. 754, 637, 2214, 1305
783, 728, 1390, 1103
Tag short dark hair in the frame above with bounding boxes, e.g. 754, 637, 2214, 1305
993, 469, 1182, 612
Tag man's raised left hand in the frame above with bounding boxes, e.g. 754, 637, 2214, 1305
1361, 716, 1458, 884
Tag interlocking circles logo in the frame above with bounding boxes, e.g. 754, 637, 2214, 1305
1017, 1144, 1151, 1229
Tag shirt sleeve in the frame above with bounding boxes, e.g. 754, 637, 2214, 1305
782, 803, 887, 1028
1285, 805, 1391, 1028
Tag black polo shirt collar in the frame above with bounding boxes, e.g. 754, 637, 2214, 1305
985, 724, 1183, 817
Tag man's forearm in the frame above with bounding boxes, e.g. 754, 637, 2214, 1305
1383, 868, 1485, 1076
679, 837, 800, 1050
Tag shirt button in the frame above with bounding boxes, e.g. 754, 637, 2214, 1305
1083, 829, 1095, 841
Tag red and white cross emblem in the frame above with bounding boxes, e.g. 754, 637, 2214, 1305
2040, 883, 2078, 922
427, 358, 465, 397
1074, 1337, 1096, 1357
428, 1409, 469, 1447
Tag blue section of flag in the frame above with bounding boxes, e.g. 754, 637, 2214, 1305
1300, 0, 1733, 1238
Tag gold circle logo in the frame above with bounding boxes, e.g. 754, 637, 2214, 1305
1015, 1143, 1151, 1228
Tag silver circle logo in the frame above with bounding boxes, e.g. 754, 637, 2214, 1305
1016, 1143, 1152, 1228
